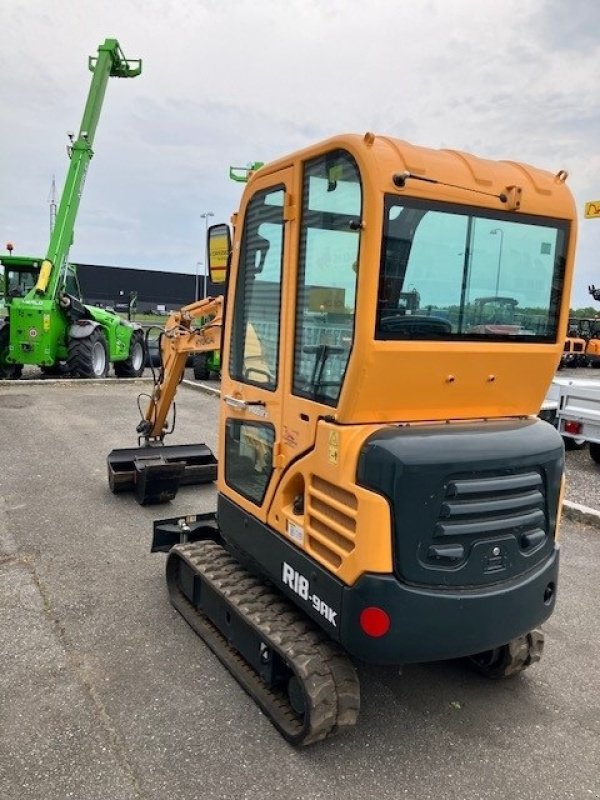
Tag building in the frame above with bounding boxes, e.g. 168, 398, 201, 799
75, 262, 223, 313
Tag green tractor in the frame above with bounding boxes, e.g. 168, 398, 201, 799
0, 39, 144, 380
192, 349, 221, 381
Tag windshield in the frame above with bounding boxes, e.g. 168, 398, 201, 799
5, 269, 36, 298
377, 196, 568, 342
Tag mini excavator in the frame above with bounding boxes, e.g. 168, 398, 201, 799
115, 133, 577, 744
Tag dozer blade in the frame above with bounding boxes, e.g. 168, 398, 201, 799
107, 443, 217, 505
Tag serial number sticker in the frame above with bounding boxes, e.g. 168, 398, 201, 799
287, 520, 304, 545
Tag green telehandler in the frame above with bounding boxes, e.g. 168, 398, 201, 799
0, 39, 145, 379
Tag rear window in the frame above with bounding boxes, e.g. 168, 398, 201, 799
377, 196, 569, 342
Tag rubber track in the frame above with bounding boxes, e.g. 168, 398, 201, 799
166, 540, 360, 745
501, 629, 545, 677
470, 628, 545, 679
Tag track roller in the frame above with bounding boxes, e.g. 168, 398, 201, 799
166, 539, 360, 745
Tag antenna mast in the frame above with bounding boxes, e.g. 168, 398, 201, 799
48, 175, 57, 236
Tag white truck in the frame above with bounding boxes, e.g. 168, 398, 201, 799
541, 377, 600, 461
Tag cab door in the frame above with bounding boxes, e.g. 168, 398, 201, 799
218, 168, 294, 522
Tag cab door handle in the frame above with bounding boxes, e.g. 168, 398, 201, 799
224, 395, 248, 410
224, 395, 267, 418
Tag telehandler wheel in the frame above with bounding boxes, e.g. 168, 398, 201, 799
589, 442, 600, 464
67, 329, 109, 378
114, 330, 145, 378
0, 328, 22, 379
467, 629, 544, 679
192, 352, 210, 381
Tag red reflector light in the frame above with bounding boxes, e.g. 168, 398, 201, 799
564, 420, 582, 435
359, 606, 390, 638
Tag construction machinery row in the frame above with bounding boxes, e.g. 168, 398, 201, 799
559, 285, 600, 369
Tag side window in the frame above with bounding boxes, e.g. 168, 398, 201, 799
224, 420, 275, 504
293, 150, 362, 405
229, 187, 285, 389
64, 270, 81, 299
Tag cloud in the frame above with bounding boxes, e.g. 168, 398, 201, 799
1, 0, 598, 305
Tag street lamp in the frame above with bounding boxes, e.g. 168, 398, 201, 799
490, 228, 504, 298
194, 261, 203, 302
200, 211, 214, 298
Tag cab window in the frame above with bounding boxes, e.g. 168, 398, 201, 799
229, 186, 285, 389
64, 270, 81, 299
292, 150, 362, 405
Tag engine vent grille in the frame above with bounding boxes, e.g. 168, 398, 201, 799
306, 475, 357, 569
436, 471, 546, 539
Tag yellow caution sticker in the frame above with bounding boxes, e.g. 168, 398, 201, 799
328, 430, 339, 464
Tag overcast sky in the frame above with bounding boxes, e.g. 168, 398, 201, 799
1, 0, 599, 306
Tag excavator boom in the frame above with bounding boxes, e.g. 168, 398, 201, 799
107, 296, 224, 503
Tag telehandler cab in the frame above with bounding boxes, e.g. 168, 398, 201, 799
143, 133, 575, 745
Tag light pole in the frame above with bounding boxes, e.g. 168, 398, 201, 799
194, 261, 203, 302
490, 228, 504, 298
200, 211, 214, 298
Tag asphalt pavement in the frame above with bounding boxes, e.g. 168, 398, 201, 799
0, 378, 599, 800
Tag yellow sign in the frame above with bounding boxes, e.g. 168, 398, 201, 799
208, 230, 229, 284
584, 201, 600, 219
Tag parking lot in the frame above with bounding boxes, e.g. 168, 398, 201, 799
1, 378, 599, 800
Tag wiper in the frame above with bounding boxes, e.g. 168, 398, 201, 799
303, 344, 344, 400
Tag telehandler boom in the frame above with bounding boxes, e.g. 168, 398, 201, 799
144, 133, 575, 745
0, 39, 144, 379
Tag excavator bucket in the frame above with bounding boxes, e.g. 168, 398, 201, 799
107, 443, 217, 505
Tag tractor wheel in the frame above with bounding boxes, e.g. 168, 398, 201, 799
114, 330, 145, 378
0, 328, 22, 379
67, 329, 108, 378
193, 352, 210, 381
589, 443, 600, 464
